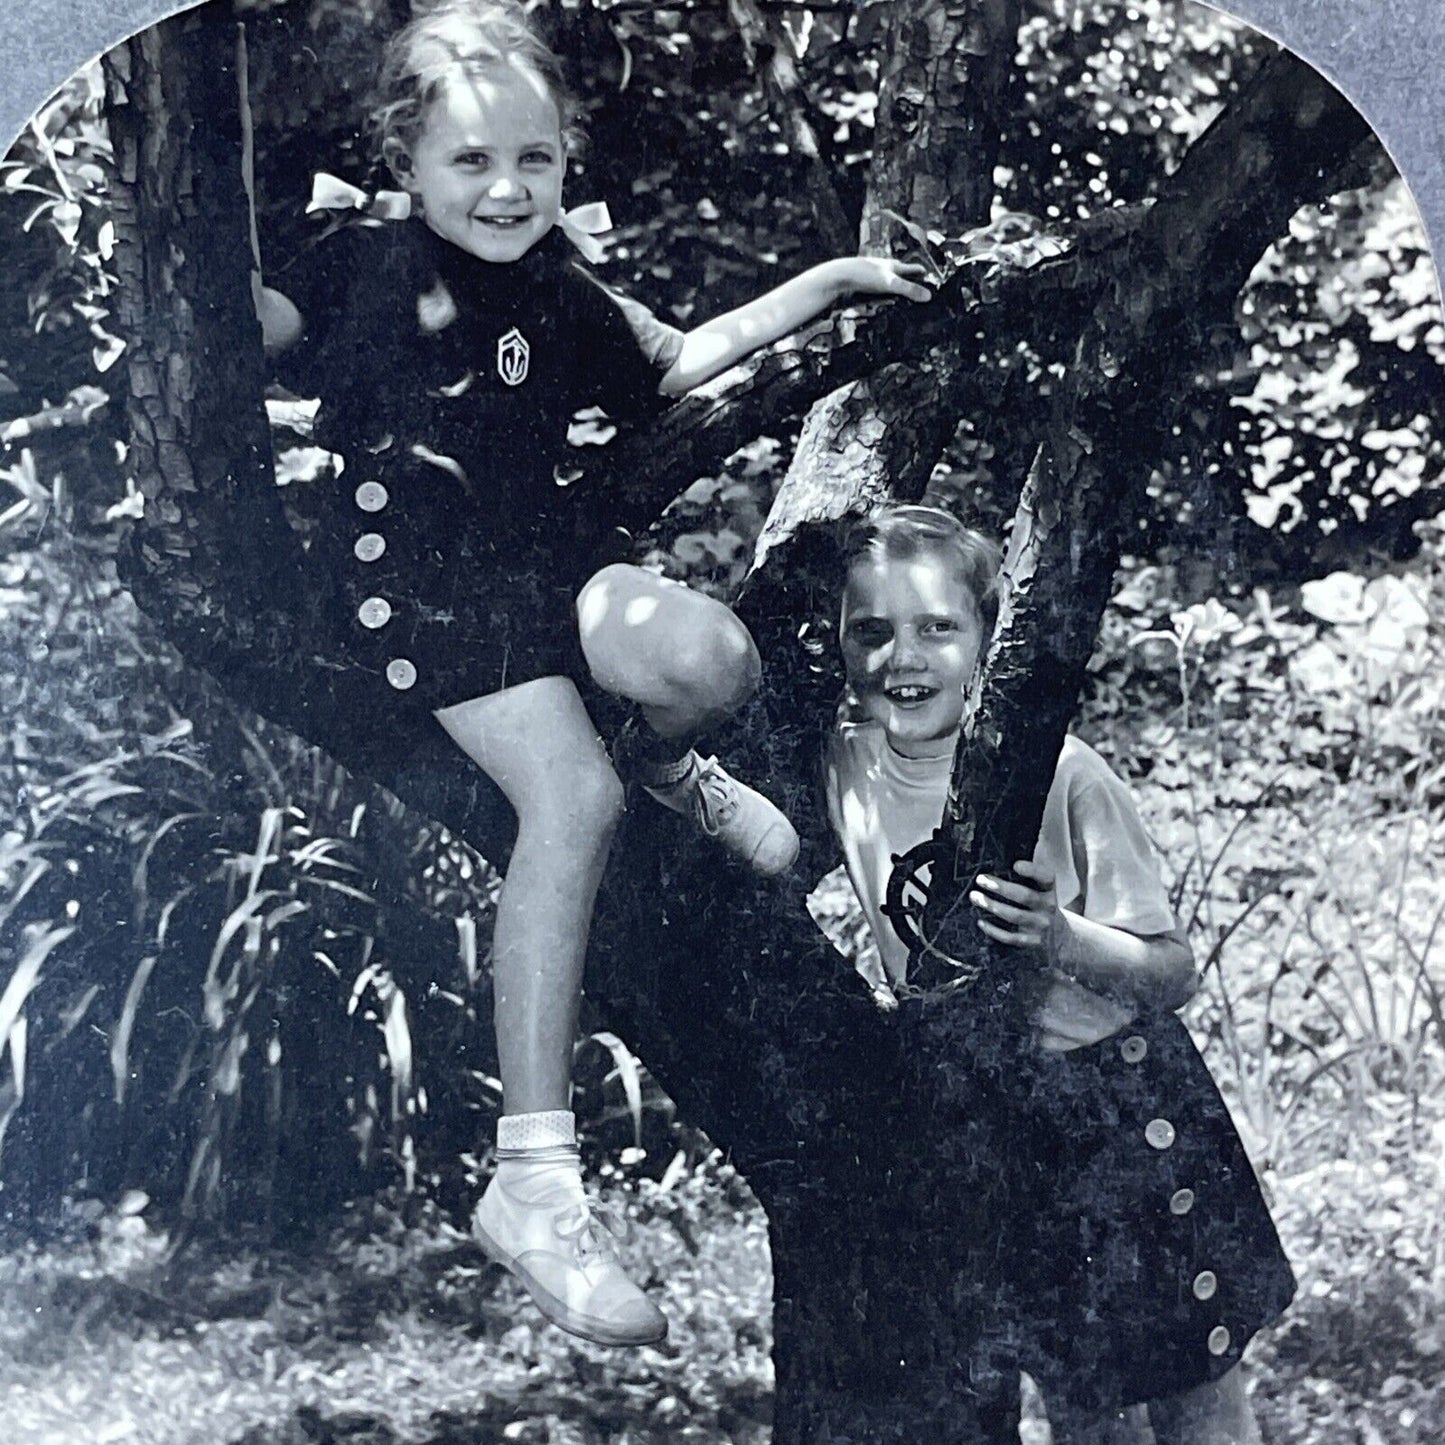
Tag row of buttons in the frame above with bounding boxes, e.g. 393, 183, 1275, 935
354, 482, 416, 691
1119, 1031, 1232, 1360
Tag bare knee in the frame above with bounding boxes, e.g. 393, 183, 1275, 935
517, 756, 625, 845
576, 562, 632, 617
663, 606, 761, 716
578, 564, 760, 717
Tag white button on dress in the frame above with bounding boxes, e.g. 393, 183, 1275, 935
358, 597, 392, 629
1169, 1188, 1196, 1216
1207, 1326, 1231, 1356
1193, 1270, 1218, 1301
355, 481, 389, 512
1145, 1118, 1177, 1150
1119, 1035, 1148, 1064
354, 532, 387, 562
385, 658, 417, 691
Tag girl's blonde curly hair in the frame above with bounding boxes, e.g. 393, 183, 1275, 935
370, 0, 580, 158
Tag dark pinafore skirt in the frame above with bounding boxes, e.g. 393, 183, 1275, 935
981, 1010, 1296, 1415
297, 429, 632, 789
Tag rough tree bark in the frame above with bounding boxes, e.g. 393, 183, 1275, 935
104, 18, 304, 662
918, 51, 1375, 995
103, 14, 362, 775
776, 0, 1023, 538
104, 6, 1374, 1442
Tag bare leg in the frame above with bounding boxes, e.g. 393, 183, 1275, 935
576, 563, 761, 738
1148, 1369, 1262, 1445
435, 676, 623, 1115
441, 678, 666, 1347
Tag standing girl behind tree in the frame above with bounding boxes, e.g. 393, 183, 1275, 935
254, 0, 929, 1349
824, 506, 1295, 1442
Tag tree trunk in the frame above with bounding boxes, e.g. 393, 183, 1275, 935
918, 50, 1376, 993
776, 0, 1023, 533
103, 13, 306, 671
863, 0, 1021, 249
103, 8, 1374, 1441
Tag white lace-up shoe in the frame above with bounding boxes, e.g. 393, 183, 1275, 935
472, 1172, 668, 1347
644, 752, 800, 877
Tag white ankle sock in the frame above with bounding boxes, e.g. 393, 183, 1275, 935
497, 1109, 576, 1152
494, 1111, 583, 1205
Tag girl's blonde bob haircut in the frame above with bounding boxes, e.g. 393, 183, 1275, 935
841, 504, 1004, 640
370, 0, 580, 157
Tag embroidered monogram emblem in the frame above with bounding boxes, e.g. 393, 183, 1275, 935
497, 327, 530, 386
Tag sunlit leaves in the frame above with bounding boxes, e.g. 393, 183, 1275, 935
1009, 0, 1260, 221
1232, 176, 1445, 560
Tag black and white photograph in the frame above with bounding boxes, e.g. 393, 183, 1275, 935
0, 1, 1442, 1441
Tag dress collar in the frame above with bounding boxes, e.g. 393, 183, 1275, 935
416, 220, 572, 312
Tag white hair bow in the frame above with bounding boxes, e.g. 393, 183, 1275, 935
306, 172, 413, 222
555, 201, 613, 264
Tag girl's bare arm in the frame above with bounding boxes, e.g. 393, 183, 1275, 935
658, 257, 932, 397
253, 274, 305, 354
1049, 912, 1198, 1012
971, 860, 1199, 1013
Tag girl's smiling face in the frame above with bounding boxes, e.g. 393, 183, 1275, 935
388, 63, 565, 264
841, 547, 987, 757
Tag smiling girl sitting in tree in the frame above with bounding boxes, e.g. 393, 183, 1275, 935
251, 0, 929, 1348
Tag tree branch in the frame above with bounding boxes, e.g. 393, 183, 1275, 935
582, 207, 1125, 545
916, 48, 1378, 997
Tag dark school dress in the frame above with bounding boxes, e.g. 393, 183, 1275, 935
271, 219, 683, 752
993, 1010, 1297, 1417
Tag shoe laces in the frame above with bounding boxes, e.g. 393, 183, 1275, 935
688, 757, 739, 836
552, 1199, 631, 1264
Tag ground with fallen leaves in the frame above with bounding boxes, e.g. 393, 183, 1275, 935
3, 1105, 1443, 1445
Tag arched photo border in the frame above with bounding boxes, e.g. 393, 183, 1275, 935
0, 3, 1440, 1441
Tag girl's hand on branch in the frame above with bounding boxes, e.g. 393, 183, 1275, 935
660, 257, 931, 395
969, 860, 1065, 961
825, 257, 934, 304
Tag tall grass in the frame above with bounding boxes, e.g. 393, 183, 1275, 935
1111, 524, 1445, 1173
0, 527, 511, 1235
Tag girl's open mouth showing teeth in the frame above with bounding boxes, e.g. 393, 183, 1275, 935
884, 684, 937, 704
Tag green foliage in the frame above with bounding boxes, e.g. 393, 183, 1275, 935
0, 537, 514, 1232
1080, 522, 1445, 1176
1228, 171, 1445, 573
0, 62, 127, 536
1008, 0, 1265, 221
0, 65, 119, 406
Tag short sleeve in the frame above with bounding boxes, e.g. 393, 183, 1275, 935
568, 265, 685, 423
1055, 746, 1178, 936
